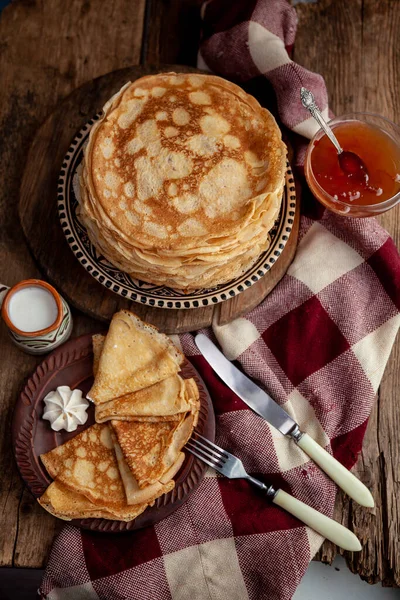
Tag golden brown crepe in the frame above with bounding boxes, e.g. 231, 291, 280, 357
112, 412, 196, 489
78, 72, 287, 290
111, 431, 175, 505
40, 423, 127, 506
40, 422, 177, 513
160, 451, 185, 483
162, 413, 197, 471
95, 375, 197, 422
111, 419, 179, 489
92, 331, 198, 422
39, 312, 199, 522
182, 378, 200, 426
38, 480, 149, 521
87, 310, 184, 404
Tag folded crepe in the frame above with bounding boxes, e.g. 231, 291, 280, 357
38, 480, 149, 521
95, 375, 198, 423
112, 412, 196, 489
40, 422, 176, 511
92, 327, 199, 423
111, 431, 177, 505
88, 310, 184, 404
38, 310, 201, 522
40, 423, 128, 506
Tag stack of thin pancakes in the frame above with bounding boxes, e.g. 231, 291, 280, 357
38, 310, 200, 521
78, 72, 287, 291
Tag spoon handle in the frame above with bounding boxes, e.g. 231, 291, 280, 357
300, 88, 343, 154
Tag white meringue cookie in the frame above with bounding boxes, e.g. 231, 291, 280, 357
42, 386, 89, 432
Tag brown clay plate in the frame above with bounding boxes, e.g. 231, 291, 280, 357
12, 333, 215, 532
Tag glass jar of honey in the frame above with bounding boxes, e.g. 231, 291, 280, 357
305, 113, 400, 217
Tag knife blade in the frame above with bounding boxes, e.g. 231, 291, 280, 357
195, 333, 297, 436
195, 333, 375, 508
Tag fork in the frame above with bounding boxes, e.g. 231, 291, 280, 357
186, 434, 361, 552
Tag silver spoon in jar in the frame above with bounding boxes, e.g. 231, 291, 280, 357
300, 88, 368, 181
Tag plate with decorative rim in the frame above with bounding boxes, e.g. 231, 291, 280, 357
12, 333, 215, 532
57, 116, 297, 310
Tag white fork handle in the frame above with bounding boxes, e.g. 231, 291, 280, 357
273, 489, 361, 552
296, 434, 374, 508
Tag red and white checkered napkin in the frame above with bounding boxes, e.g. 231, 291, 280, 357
39, 1, 400, 599
198, 0, 328, 139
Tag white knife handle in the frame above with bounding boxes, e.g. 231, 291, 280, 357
273, 489, 361, 552
296, 433, 374, 508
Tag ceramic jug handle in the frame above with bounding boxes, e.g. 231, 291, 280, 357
0, 284, 10, 308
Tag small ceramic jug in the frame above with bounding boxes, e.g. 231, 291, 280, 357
0, 279, 73, 355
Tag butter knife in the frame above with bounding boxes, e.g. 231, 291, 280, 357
195, 334, 374, 508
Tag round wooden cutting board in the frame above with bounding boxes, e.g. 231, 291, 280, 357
19, 65, 300, 333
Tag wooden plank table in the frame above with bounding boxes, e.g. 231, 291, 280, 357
0, 0, 398, 586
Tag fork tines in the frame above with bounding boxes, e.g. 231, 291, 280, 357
186, 434, 229, 471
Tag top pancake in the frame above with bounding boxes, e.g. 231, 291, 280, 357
84, 72, 287, 252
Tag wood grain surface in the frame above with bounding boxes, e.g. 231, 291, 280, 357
0, 0, 147, 569
0, 0, 398, 586
18, 65, 299, 333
